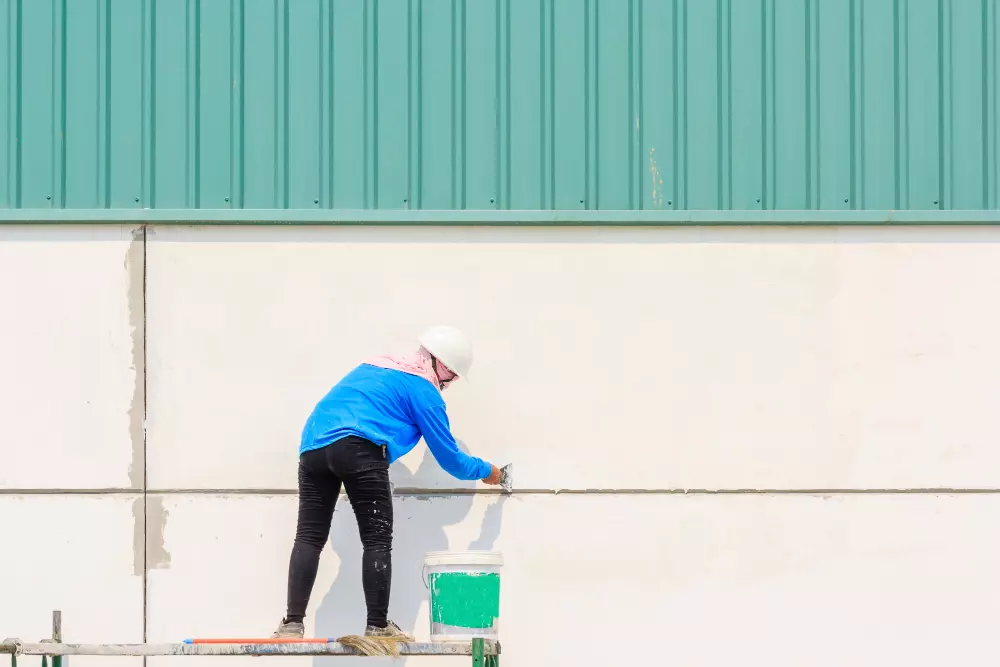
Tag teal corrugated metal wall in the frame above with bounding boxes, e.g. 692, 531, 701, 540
2, 0, 998, 212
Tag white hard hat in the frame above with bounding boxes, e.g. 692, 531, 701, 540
418, 325, 474, 378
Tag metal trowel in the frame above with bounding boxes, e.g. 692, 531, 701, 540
498, 463, 513, 493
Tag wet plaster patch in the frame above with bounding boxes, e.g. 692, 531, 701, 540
132, 497, 145, 576
126, 226, 156, 578
146, 496, 172, 572
125, 226, 145, 490
131, 496, 172, 576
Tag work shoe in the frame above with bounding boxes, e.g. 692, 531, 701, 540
364, 620, 413, 641
271, 618, 305, 639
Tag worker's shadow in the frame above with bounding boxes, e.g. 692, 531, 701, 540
313, 441, 506, 666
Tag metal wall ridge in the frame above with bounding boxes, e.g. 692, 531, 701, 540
3, 0, 999, 213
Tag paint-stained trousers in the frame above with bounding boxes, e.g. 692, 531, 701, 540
284, 436, 394, 628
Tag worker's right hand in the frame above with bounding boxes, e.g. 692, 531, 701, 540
482, 465, 502, 485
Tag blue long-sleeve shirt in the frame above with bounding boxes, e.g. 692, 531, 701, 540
299, 363, 492, 481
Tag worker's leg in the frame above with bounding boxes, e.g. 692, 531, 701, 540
284, 448, 342, 624
327, 437, 394, 629
342, 465, 394, 628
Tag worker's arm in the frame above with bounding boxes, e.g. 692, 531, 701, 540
411, 389, 494, 481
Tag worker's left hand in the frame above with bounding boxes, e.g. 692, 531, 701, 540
482, 465, 502, 485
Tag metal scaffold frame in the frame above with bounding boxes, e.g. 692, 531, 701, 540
0, 612, 500, 666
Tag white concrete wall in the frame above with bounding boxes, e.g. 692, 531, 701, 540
0, 225, 143, 490
4, 223, 1000, 667
146, 226, 1000, 491
0, 225, 144, 667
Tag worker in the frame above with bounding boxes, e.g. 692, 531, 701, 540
272, 325, 503, 640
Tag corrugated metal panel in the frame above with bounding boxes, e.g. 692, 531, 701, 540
1, 0, 997, 212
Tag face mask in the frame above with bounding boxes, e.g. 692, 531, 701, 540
432, 357, 457, 391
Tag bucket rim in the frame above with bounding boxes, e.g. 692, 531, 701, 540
423, 550, 504, 567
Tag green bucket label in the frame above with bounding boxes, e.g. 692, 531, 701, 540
429, 572, 501, 629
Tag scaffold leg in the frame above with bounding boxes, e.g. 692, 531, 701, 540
52, 610, 62, 667
470, 638, 499, 666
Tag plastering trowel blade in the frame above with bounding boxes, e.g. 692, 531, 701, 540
498, 463, 513, 493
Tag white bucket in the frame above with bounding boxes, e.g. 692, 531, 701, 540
422, 550, 503, 642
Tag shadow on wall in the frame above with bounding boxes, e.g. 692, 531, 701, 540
313, 444, 505, 667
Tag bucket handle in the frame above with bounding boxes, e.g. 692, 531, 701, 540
421, 564, 430, 590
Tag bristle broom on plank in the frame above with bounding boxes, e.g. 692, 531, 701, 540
336, 634, 413, 657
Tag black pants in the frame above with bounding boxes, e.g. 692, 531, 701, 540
284, 436, 393, 628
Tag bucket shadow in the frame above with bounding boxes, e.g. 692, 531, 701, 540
312, 444, 506, 666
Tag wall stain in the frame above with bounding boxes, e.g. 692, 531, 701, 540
649, 147, 664, 209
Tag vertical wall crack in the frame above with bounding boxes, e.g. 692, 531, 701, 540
142, 223, 149, 663
125, 224, 150, 659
